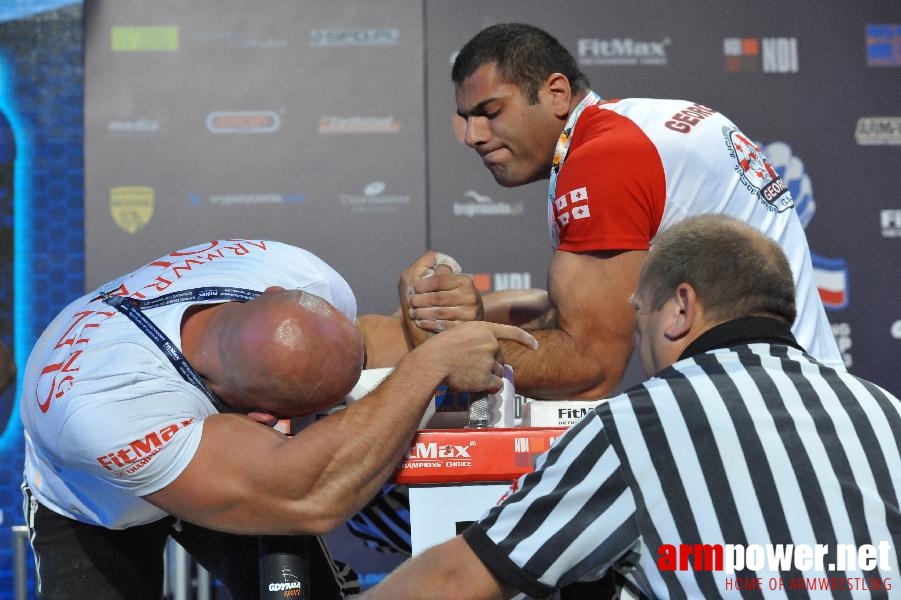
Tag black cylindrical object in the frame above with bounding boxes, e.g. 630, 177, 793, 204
259, 535, 310, 599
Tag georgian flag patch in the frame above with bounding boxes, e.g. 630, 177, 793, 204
556, 187, 590, 225
572, 204, 591, 219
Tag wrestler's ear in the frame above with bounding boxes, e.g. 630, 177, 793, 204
544, 73, 572, 118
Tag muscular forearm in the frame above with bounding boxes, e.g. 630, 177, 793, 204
502, 326, 630, 400
506, 249, 644, 400
295, 350, 446, 528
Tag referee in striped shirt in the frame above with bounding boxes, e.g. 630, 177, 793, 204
364, 214, 900, 599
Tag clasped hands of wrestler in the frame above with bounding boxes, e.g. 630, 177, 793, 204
399, 250, 481, 340
395, 250, 539, 392
356, 249, 545, 396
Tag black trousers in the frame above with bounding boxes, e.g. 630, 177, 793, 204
25, 492, 260, 599
23, 486, 352, 600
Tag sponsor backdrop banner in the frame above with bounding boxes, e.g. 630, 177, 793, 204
82, 1, 901, 389
0, 0, 897, 596
84, 0, 426, 314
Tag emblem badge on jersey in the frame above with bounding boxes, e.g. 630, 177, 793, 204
722, 126, 794, 213
555, 186, 591, 227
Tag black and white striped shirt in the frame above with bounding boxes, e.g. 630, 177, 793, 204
464, 318, 900, 599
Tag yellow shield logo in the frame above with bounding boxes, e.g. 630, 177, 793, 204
110, 186, 154, 234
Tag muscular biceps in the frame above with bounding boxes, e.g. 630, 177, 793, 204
500, 249, 646, 400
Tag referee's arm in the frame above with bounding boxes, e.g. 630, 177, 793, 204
361, 534, 516, 600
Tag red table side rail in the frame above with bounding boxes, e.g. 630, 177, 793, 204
391, 427, 568, 485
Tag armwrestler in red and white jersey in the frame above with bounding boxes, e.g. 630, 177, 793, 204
418, 22, 842, 400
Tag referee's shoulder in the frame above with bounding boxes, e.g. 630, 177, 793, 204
598, 375, 674, 413
602, 363, 702, 413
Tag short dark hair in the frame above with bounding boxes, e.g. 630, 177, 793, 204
639, 214, 797, 325
452, 23, 590, 104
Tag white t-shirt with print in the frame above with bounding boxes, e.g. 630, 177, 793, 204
21, 239, 356, 529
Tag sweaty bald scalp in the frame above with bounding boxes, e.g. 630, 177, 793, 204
217, 289, 364, 417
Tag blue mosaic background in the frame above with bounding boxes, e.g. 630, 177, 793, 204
0, 4, 83, 598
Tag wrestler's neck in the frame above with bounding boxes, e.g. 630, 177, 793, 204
571, 89, 590, 108
553, 89, 591, 137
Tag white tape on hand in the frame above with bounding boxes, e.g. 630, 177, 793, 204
432, 252, 462, 275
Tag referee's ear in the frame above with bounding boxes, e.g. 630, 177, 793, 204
663, 283, 699, 342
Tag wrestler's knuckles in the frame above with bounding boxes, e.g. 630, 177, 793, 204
403, 250, 443, 281
415, 275, 483, 319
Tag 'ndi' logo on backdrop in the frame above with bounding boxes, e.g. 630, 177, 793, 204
471, 272, 533, 293
724, 37, 798, 73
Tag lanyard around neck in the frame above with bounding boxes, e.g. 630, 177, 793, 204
101, 286, 262, 413
547, 91, 601, 247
